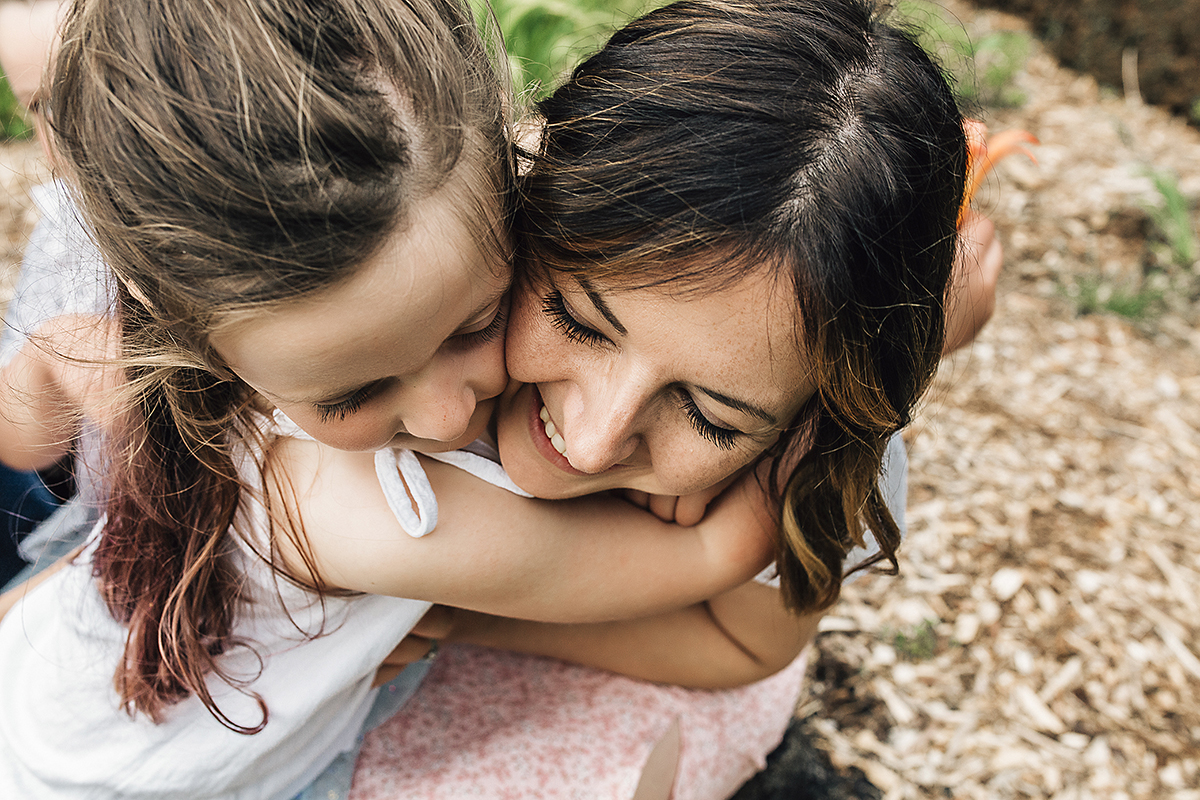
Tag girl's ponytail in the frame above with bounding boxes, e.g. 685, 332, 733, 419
93, 286, 261, 731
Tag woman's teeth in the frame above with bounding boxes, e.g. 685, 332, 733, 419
539, 405, 568, 456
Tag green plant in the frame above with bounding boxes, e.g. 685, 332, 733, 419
0, 69, 32, 140
1069, 277, 1161, 320
481, 0, 661, 100
973, 31, 1030, 107
894, 1, 1030, 108
890, 619, 940, 661
1141, 167, 1199, 270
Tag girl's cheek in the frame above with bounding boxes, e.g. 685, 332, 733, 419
504, 306, 556, 383
278, 407, 388, 453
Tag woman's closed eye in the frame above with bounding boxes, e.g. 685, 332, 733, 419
543, 290, 609, 347
677, 391, 741, 450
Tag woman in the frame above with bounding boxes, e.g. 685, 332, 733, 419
345, 0, 973, 797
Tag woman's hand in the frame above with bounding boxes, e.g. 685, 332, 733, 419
621, 472, 740, 527
0, 0, 65, 164
0, 1, 61, 108
371, 605, 461, 687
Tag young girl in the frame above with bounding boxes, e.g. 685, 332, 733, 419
0, 0, 780, 796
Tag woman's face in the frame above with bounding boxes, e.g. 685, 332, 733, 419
496, 268, 815, 498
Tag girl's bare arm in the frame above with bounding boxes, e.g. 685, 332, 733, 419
272, 437, 776, 625
0, 315, 115, 472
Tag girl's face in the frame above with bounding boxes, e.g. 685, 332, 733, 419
212, 184, 510, 454
496, 268, 815, 498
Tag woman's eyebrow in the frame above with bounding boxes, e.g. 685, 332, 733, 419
578, 278, 628, 335
695, 386, 778, 425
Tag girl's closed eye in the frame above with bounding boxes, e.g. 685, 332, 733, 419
450, 297, 509, 349
315, 382, 385, 422
542, 290, 608, 347
676, 391, 742, 450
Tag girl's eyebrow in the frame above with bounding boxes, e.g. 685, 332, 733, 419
459, 291, 506, 330
577, 278, 628, 336
695, 386, 778, 425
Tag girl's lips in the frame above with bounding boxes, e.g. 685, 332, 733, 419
526, 386, 588, 476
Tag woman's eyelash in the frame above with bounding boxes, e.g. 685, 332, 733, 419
542, 291, 608, 346
315, 384, 379, 422
678, 393, 740, 450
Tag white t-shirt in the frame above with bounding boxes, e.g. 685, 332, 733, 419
0, 416, 526, 799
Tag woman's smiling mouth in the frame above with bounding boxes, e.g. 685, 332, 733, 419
526, 386, 587, 475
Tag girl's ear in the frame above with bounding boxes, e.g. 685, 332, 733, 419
31, 98, 57, 168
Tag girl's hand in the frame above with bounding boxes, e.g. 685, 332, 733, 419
370, 605, 460, 687
621, 472, 739, 527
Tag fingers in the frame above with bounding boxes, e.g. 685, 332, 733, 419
623, 489, 651, 511
944, 211, 1004, 355
0, 0, 64, 109
647, 493, 680, 523
410, 604, 456, 639
371, 634, 437, 687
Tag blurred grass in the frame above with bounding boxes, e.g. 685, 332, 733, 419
489, 0, 1034, 108
481, 0, 663, 100
0, 69, 32, 140
895, 0, 1032, 109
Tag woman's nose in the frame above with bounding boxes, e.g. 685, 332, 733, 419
561, 388, 641, 474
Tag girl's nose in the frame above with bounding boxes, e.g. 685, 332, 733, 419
403, 342, 506, 443
402, 384, 477, 443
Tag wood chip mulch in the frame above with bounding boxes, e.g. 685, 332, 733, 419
793, 2, 1200, 798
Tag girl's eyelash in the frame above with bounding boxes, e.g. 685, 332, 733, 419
315, 384, 379, 422
455, 300, 508, 347
314, 302, 506, 423
542, 290, 608, 347
678, 392, 740, 450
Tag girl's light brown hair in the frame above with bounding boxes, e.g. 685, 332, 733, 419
49, 0, 512, 731
518, 0, 966, 611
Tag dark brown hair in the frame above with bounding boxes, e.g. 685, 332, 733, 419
518, 0, 966, 611
49, 0, 512, 731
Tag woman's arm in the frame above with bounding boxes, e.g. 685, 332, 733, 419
271, 437, 775, 625
442, 580, 820, 688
